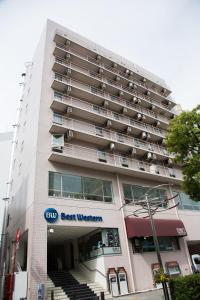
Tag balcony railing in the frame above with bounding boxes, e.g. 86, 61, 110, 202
52, 113, 172, 159
53, 74, 166, 139
54, 42, 176, 110
54, 56, 170, 124
50, 143, 182, 181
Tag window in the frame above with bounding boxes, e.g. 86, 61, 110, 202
54, 91, 63, 101
174, 192, 200, 211
55, 73, 63, 81
93, 105, 100, 114
113, 113, 120, 120
52, 134, 64, 151
123, 184, 167, 206
48, 172, 113, 202
132, 236, 179, 253
78, 228, 121, 261
49, 172, 62, 196
53, 113, 63, 125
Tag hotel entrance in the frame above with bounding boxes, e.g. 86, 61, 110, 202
47, 225, 99, 272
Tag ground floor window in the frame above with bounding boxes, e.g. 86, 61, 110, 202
78, 228, 121, 261
132, 236, 180, 253
49, 171, 113, 202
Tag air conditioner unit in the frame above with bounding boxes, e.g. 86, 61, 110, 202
149, 104, 156, 110
51, 134, 64, 152
147, 152, 153, 161
105, 120, 112, 128
155, 120, 160, 127
96, 54, 101, 61
65, 130, 73, 141
128, 82, 133, 88
132, 96, 139, 104
125, 69, 130, 75
146, 91, 151, 96
102, 100, 109, 108
126, 126, 132, 134
115, 76, 120, 81
122, 107, 128, 114
133, 84, 138, 89
142, 78, 146, 83
64, 86, 71, 95
162, 88, 166, 93
65, 106, 73, 116
65, 53, 71, 60
113, 62, 118, 68
109, 142, 115, 151
141, 132, 147, 140
65, 68, 71, 75
167, 158, 173, 166
147, 134, 151, 141
128, 147, 137, 156
100, 83, 106, 90
98, 68, 104, 74
130, 71, 134, 76
142, 115, 146, 120
118, 91, 124, 97
65, 40, 71, 46
137, 113, 142, 121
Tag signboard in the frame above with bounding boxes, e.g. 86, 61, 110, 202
44, 208, 103, 223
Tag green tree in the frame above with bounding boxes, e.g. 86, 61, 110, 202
166, 105, 200, 201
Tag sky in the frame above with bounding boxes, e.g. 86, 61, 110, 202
0, 0, 200, 133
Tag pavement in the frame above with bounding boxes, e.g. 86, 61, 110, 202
112, 289, 165, 300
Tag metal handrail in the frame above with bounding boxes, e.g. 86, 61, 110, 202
54, 56, 169, 124
55, 42, 175, 109
53, 73, 166, 138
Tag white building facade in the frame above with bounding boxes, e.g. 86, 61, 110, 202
5, 20, 200, 300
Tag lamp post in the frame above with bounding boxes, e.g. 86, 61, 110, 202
0, 197, 10, 300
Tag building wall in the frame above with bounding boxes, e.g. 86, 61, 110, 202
0, 132, 13, 239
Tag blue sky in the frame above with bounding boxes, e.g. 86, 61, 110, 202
0, 0, 200, 132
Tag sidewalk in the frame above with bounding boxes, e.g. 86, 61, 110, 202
112, 289, 165, 300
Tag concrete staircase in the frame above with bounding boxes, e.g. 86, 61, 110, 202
47, 271, 99, 300
70, 269, 112, 299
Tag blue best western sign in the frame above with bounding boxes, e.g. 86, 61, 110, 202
44, 208, 103, 223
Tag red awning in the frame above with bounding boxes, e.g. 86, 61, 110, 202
125, 217, 187, 238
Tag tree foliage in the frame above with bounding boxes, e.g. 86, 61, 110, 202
166, 105, 200, 201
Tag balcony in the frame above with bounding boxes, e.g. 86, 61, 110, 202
53, 56, 171, 127
53, 41, 176, 113
51, 75, 166, 142
49, 143, 182, 184
50, 114, 173, 162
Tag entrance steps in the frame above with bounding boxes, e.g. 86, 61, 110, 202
47, 271, 99, 300
69, 270, 112, 299
46, 277, 69, 300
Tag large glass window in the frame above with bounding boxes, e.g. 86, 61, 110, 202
78, 228, 121, 261
49, 172, 62, 197
174, 192, 200, 211
123, 184, 167, 207
48, 172, 113, 202
132, 236, 179, 253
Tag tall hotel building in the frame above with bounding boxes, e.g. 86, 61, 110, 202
5, 20, 200, 299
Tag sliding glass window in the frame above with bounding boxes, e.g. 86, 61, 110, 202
49, 172, 113, 203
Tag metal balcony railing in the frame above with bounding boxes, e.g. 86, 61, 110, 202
53, 74, 166, 139
51, 143, 182, 180
52, 113, 172, 159
54, 56, 170, 124
54, 42, 176, 110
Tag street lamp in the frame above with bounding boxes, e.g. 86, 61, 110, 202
0, 197, 10, 300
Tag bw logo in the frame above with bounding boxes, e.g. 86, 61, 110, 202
44, 208, 59, 223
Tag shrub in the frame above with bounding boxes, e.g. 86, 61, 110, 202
169, 273, 200, 300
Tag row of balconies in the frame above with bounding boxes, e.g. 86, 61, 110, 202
53, 56, 173, 125
54, 34, 174, 104
52, 77, 166, 142
50, 113, 173, 164
49, 142, 182, 184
